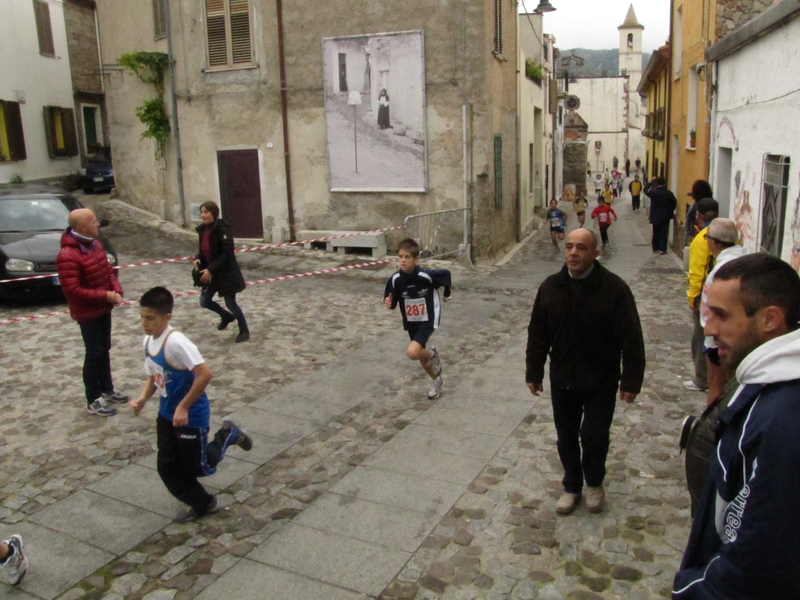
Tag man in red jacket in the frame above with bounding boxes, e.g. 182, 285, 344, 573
57, 208, 127, 416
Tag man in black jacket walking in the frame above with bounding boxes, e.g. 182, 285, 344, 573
646, 177, 677, 254
526, 228, 646, 514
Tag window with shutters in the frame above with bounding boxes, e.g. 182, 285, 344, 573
43, 106, 78, 158
205, 0, 253, 70
153, 0, 167, 40
493, 0, 503, 56
0, 101, 27, 162
33, 0, 55, 57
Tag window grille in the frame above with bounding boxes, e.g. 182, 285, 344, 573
759, 155, 790, 256
493, 0, 503, 56
494, 134, 503, 209
153, 0, 167, 40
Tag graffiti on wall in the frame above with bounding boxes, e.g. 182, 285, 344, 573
733, 169, 757, 251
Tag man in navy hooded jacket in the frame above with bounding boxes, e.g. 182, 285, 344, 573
673, 253, 800, 599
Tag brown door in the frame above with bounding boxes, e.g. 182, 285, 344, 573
217, 149, 263, 239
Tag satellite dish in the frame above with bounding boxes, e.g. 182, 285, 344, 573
566, 95, 581, 110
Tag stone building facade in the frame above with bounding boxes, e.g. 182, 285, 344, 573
95, 0, 520, 260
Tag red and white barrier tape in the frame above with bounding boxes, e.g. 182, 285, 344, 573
0, 259, 394, 325
0, 225, 406, 285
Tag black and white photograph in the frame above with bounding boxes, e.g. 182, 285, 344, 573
323, 30, 427, 192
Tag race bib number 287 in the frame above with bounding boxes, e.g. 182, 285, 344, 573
404, 298, 428, 322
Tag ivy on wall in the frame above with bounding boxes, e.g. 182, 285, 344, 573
118, 52, 170, 156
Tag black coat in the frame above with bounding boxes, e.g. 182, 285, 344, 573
195, 219, 246, 296
526, 262, 645, 393
647, 185, 677, 226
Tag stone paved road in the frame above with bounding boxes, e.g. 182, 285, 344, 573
0, 194, 702, 600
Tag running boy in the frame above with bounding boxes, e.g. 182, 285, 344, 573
591, 197, 618, 246
574, 192, 588, 227
384, 239, 451, 399
547, 199, 567, 252
130, 286, 252, 523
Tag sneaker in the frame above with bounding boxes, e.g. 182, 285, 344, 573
586, 486, 605, 513
87, 400, 117, 417
223, 419, 253, 451
427, 376, 443, 400
102, 390, 129, 404
682, 380, 708, 392
174, 496, 218, 523
217, 314, 236, 330
1, 535, 28, 586
428, 347, 443, 378
556, 492, 581, 515
235, 329, 250, 343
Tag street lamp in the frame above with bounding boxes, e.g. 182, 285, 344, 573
532, 0, 556, 13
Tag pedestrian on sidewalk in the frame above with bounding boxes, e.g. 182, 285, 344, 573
0, 534, 27, 586
628, 174, 643, 211
130, 287, 253, 523
684, 198, 719, 393
684, 180, 713, 245
57, 208, 128, 417
525, 228, 645, 515
547, 199, 568, 252
383, 239, 451, 400
645, 177, 677, 254
673, 254, 800, 600
193, 201, 250, 343
591, 197, 617, 247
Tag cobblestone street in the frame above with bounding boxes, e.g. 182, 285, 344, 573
0, 196, 703, 600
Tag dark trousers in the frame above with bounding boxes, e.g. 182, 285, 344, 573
631, 194, 640, 211
78, 312, 114, 404
156, 415, 237, 511
651, 222, 669, 253
691, 309, 708, 388
550, 385, 618, 493
199, 284, 248, 332
599, 224, 610, 245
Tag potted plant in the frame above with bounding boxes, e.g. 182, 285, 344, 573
689, 129, 696, 149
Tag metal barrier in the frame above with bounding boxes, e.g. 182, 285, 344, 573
403, 208, 471, 265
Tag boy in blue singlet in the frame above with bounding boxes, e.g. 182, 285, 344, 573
384, 239, 451, 399
130, 286, 253, 523
547, 199, 568, 252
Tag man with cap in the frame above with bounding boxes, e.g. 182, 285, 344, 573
683, 197, 719, 392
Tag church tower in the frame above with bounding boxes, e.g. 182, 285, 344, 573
618, 4, 644, 87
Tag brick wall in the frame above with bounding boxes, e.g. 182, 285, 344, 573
716, 0, 780, 39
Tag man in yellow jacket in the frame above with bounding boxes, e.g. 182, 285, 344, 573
684, 198, 719, 392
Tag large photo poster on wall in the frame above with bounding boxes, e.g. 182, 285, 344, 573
323, 30, 427, 192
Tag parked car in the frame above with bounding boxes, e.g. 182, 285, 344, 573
78, 147, 115, 193
0, 190, 118, 299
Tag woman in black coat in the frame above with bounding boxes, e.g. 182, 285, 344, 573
193, 201, 249, 342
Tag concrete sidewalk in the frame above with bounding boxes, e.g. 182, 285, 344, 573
2, 192, 698, 600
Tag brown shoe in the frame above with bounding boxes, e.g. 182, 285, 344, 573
556, 492, 581, 515
586, 486, 605, 513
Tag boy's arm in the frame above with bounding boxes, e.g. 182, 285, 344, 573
130, 376, 157, 415
172, 363, 213, 427
384, 278, 397, 309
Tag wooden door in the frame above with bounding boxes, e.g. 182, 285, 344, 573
217, 149, 263, 239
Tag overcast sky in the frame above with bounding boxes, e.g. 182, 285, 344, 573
519, 0, 671, 53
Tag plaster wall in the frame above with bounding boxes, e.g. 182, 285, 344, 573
711, 15, 800, 268
570, 78, 628, 172
0, 0, 80, 182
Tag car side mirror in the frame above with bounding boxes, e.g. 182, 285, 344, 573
99, 219, 110, 228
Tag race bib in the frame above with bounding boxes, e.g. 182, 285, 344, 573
598, 212, 609, 224
404, 297, 428, 322
550, 217, 562, 228
146, 357, 167, 396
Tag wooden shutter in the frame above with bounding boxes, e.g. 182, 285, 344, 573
43, 106, 56, 158
206, 0, 228, 67
153, 0, 167, 39
33, 0, 55, 57
229, 0, 251, 65
62, 108, 78, 157
3, 102, 27, 161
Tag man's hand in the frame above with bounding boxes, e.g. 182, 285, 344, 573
192, 259, 201, 269
384, 294, 393, 309
173, 406, 189, 427
527, 382, 543, 396
199, 269, 212, 284
106, 291, 123, 306
620, 391, 637, 404
130, 397, 147, 415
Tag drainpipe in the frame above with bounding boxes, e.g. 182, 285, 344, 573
165, 0, 187, 227
276, 0, 297, 242
461, 0, 472, 261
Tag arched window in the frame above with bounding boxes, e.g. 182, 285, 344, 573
627, 33, 634, 48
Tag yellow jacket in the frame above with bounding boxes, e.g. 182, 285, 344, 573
687, 225, 711, 307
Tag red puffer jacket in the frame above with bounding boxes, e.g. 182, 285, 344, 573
57, 228, 123, 322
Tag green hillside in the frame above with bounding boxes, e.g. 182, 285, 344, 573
558, 48, 646, 78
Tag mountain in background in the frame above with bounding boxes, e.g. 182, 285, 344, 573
557, 48, 647, 78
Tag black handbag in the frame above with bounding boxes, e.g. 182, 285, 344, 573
191, 268, 203, 288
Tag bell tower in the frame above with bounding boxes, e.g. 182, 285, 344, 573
618, 4, 643, 83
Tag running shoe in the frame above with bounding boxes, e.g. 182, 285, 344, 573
1, 535, 28, 585
223, 419, 253, 451
102, 390, 129, 404
175, 496, 218, 523
87, 400, 117, 417
428, 347, 443, 378
427, 376, 443, 400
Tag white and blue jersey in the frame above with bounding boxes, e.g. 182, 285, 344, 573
384, 266, 451, 331
547, 208, 566, 231
144, 328, 210, 429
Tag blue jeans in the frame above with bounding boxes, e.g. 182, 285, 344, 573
199, 284, 248, 331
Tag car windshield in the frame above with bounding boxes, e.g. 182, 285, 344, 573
0, 198, 72, 233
